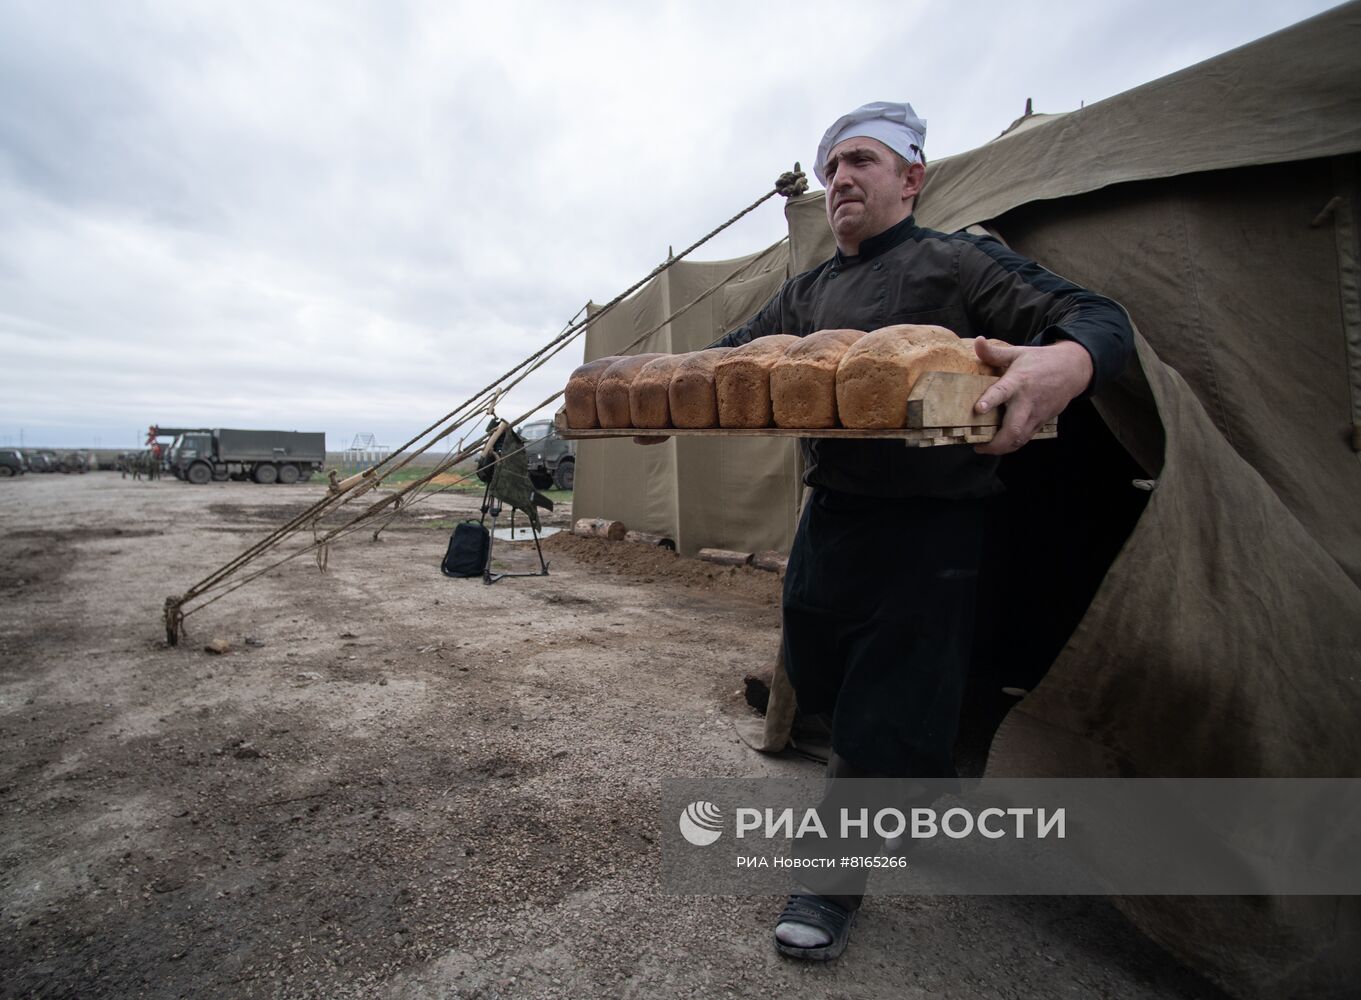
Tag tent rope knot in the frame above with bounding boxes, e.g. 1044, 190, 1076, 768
775, 163, 808, 199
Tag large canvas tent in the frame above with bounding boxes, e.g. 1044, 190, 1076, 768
575, 4, 1361, 996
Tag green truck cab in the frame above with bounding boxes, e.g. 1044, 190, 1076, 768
0, 449, 25, 477
518, 420, 575, 491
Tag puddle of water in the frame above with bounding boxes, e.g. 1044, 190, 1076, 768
492, 525, 561, 541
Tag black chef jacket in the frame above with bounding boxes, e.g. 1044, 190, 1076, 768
713, 214, 1133, 498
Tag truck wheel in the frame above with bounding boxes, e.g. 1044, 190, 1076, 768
277, 463, 300, 485
0, 467, 14, 478
530, 471, 553, 491
553, 458, 575, 491
253, 463, 279, 485
187, 463, 212, 485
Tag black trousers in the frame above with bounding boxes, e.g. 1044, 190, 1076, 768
782, 488, 986, 777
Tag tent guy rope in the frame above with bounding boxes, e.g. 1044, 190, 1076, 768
162, 164, 809, 646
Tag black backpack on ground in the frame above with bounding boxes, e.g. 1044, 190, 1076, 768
441, 520, 490, 578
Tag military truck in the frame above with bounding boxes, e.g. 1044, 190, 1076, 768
59, 451, 89, 474
0, 449, 25, 477
518, 419, 575, 490
169, 428, 326, 485
27, 450, 58, 473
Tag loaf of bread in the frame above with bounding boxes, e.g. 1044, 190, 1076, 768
564, 356, 624, 429
669, 348, 734, 428
836, 325, 998, 429
595, 354, 665, 428
770, 329, 867, 428
629, 354, 689, 428
714, 334, 800, 428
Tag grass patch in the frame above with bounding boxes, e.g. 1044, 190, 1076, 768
380, 466, 477, 487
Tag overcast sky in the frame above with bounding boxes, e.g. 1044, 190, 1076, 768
0, 0, 1341, 450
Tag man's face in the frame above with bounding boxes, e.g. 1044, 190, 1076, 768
822, 136, 923, 254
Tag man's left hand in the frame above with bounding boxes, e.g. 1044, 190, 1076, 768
970, 337, 1093, 455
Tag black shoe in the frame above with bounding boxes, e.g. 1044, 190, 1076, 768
773, 893, 855, 961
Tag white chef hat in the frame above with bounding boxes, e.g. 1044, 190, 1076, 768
813, 101, 927, 185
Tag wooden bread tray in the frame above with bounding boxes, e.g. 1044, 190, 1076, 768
556, 372, 1056, 448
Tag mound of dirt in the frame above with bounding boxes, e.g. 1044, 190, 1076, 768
541, 532, 781, 605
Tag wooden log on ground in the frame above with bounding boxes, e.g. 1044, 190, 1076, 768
752, 551, 788, 574
625, 530, 676, 550
743, 664, 775, 714
698, 548, 753, 567
572, 518, 626, 541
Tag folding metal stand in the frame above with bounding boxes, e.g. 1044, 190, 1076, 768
480, 492, 549, 585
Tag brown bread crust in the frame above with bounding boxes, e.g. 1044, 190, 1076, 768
714, 334, 800, 428
770, 329, 867, 428
629, 355, 689, 428
564, 356, 623, 429
669, 348, 734, 428
595, 354, 665, 428
836, 325, 998, 429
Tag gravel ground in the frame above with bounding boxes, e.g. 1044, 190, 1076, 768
0, 473, 1227, 999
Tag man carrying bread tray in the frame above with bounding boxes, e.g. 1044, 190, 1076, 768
704, 101, 1134, 960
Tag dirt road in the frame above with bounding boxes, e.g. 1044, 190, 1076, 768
0, 474, 1223, 998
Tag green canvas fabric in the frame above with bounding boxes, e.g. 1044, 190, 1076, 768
916, 2, 1361, 235
987, 331, 1361, 998
484, 420, 542, 532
